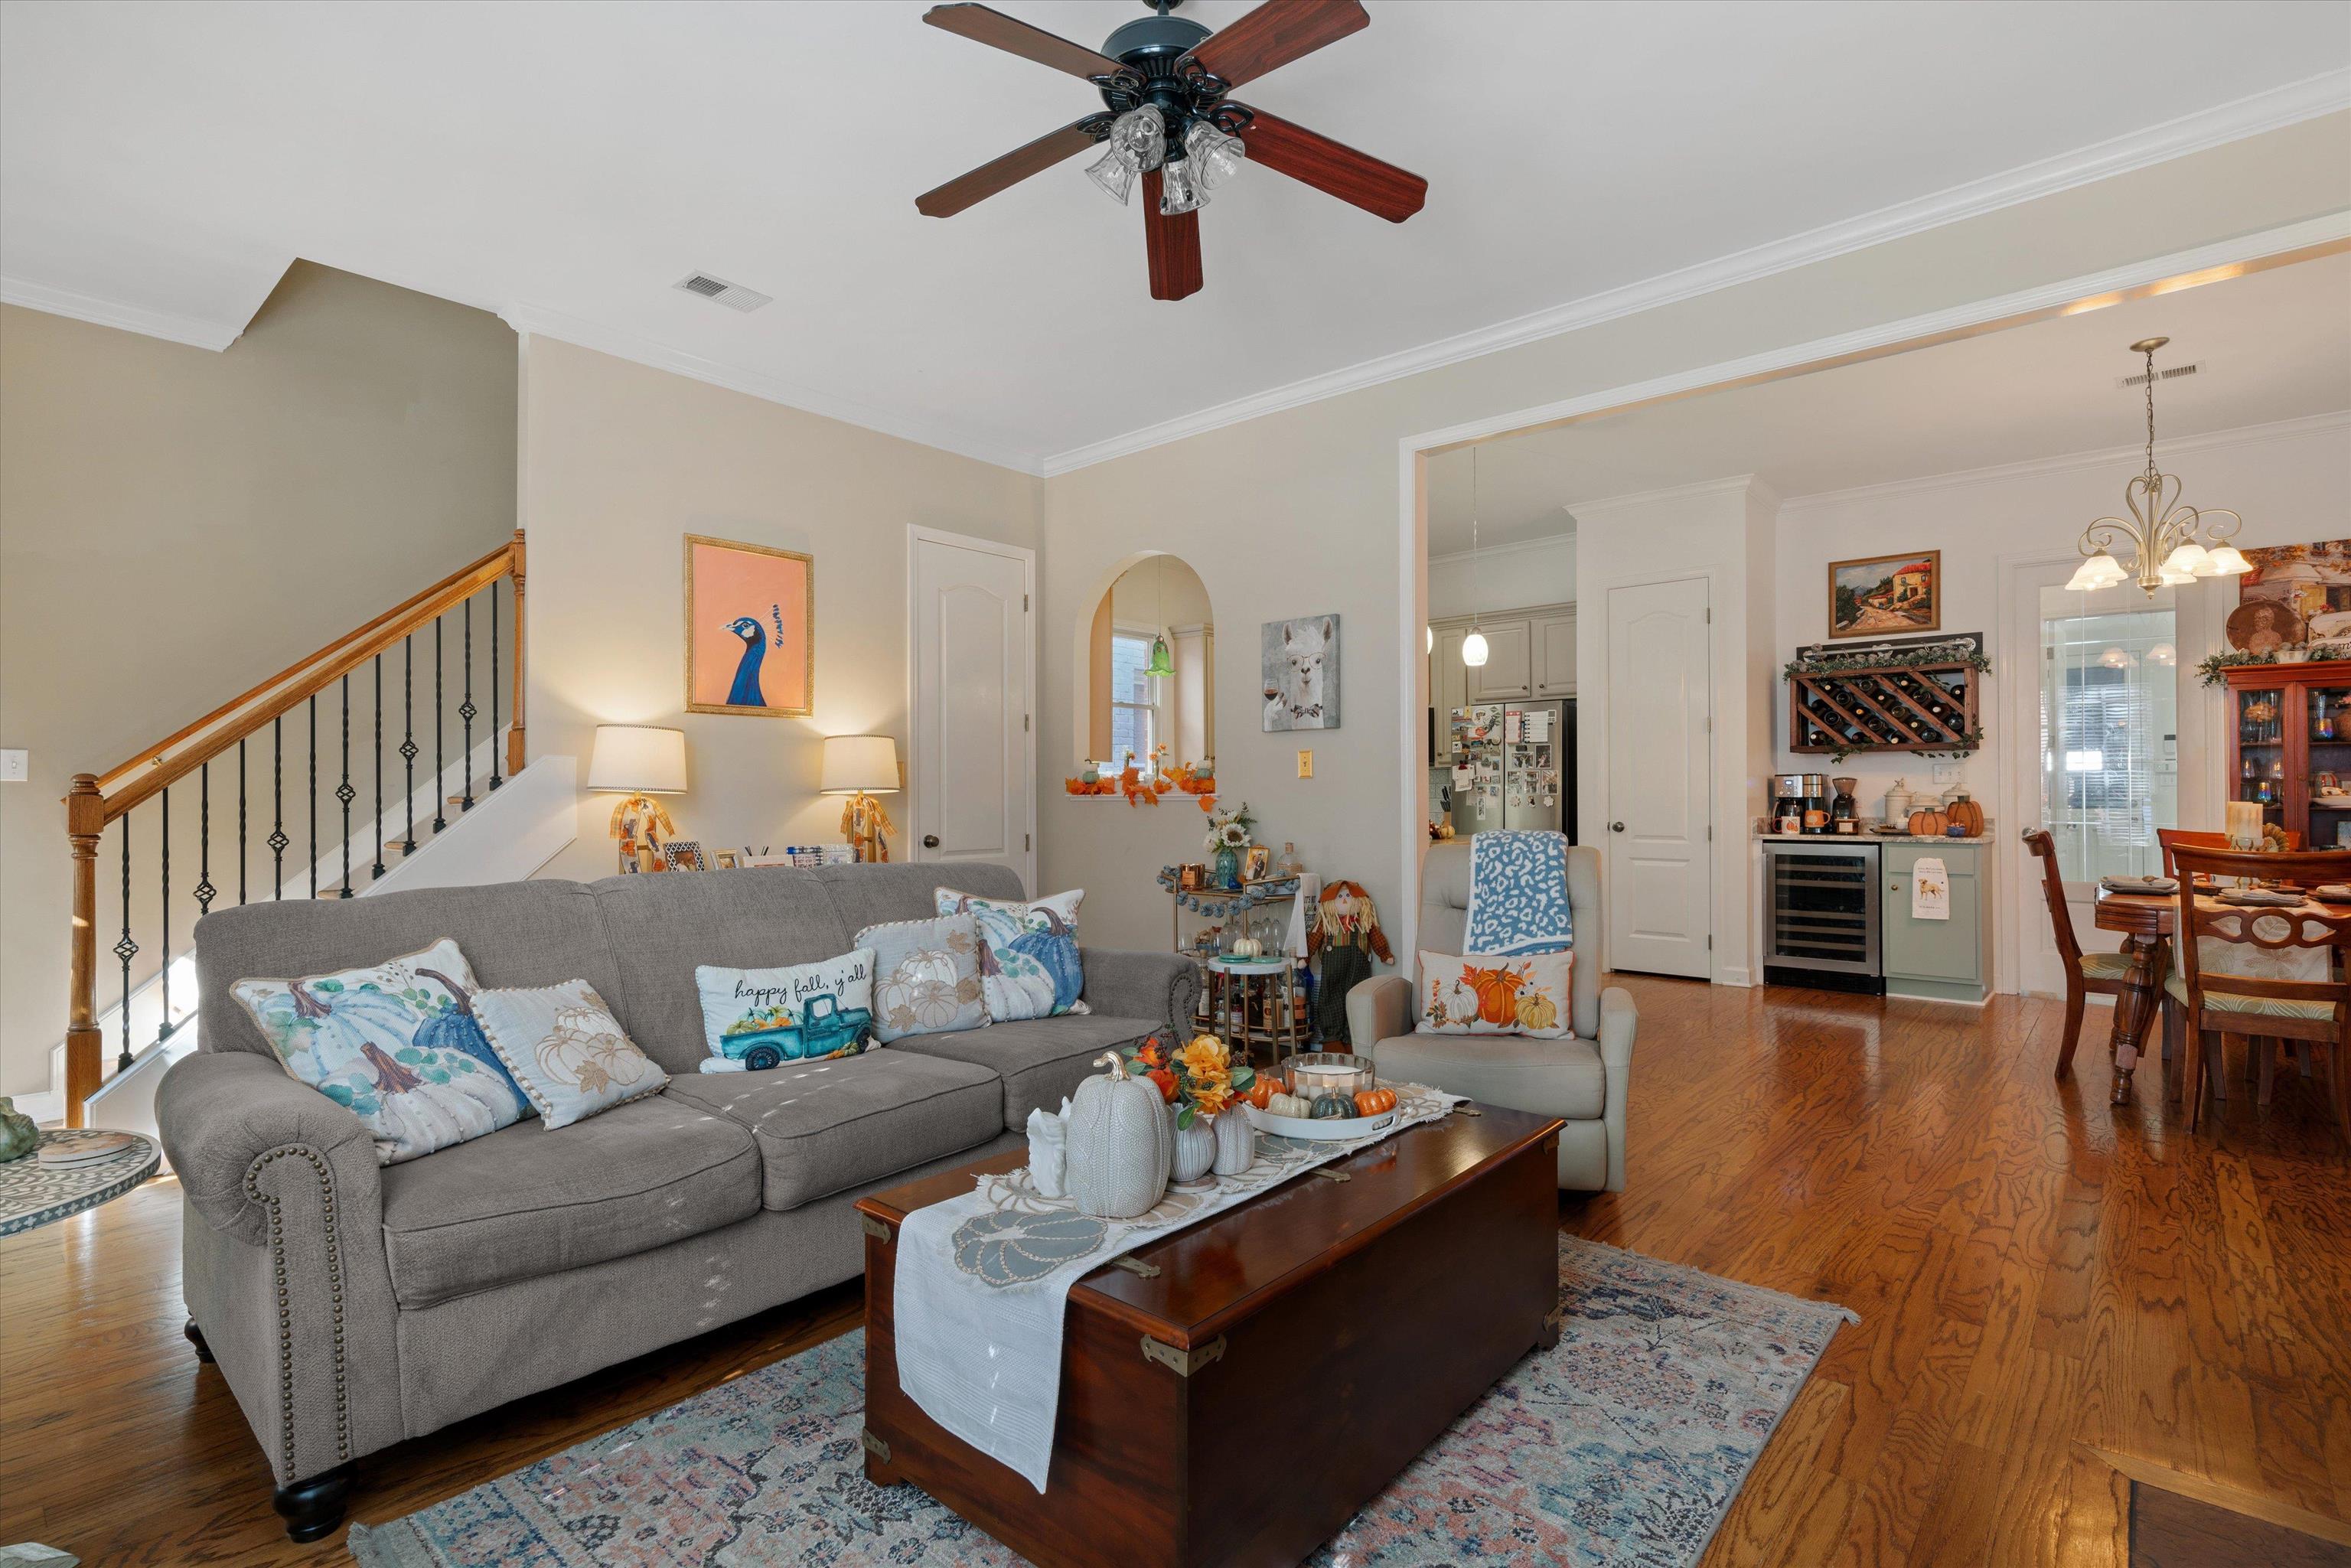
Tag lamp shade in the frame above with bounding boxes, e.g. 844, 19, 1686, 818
820, 735, 900, 795
587, 725, 688, 794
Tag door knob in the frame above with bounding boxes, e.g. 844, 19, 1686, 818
1610, 821, 1625, 833
922, 834, 941, 849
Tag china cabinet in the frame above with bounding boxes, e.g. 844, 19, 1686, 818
2222, 660, 2351, 849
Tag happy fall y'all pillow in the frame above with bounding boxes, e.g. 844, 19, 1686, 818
694, 948, 876, 1071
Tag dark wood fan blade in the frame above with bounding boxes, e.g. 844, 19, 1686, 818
924, 4, 1124, 81
1141, 168, 1203, 301
1182, 0, 1368, 87
1232, 106, 1427, 222
917, 120, 1102, 217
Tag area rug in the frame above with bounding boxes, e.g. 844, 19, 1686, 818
350, 1236, 1854, 1568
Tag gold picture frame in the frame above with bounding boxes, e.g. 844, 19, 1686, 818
683, 533, 815, 716
1827, 549, 1941, 638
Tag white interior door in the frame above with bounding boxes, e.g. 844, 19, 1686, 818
910, 529, 1034, 891
1605, 577, 1712, 977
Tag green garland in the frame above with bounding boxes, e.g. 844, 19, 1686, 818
2196, 645, 2351, 686
1782, 644, 1992, 681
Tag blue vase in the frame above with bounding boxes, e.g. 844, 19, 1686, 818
1212, 844, 1241, 889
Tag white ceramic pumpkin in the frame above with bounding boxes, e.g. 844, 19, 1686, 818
1211, 1107, 1255, 1175
1065, 1053, 1172, 1218
1170, 1107, 1216, 1185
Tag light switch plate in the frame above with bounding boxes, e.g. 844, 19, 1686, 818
1931, 761, 1962, 784
1296, 749, 1314, 779
0, 749, 26, 783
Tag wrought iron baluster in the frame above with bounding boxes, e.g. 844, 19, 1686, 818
401, 634, 418, 852
434, 618, 447, 833
460, 598, 477, 810
237, 738, 248, 905
158, 786, 174, 1044
115, 813, 135, 1071
309, 694, 318, 901
271, 718, 287, 898
372, 655, 386, 879
195, 762, 217, 919
489, 586, 503, 791
337, 675, 355, 898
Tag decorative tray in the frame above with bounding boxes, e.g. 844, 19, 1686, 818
1245, 1103, 1401, 1142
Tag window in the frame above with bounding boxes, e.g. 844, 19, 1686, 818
2037, 587, 2177, 882
1105, 630, 1159, 770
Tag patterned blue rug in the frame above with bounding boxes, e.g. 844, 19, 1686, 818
351, 1235, 1853, 1567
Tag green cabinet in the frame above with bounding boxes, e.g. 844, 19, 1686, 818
1882, 841, 1991, 1002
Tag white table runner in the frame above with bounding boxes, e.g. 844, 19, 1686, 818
892, 1083, 1463, 1491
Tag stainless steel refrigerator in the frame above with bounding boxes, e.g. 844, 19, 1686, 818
1448, 700, 1573, 838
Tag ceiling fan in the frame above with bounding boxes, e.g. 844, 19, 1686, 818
915, 0, 1427, 301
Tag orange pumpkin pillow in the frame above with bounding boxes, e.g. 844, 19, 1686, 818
1415, 950, 1572, 1038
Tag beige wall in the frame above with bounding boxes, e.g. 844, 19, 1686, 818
0, 262, 517, 1099
1039, 112, 2351, 962
517, 336, 1044, 883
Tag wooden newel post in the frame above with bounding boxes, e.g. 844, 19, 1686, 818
64, 774, 105, 1129
507, 528, 527, 778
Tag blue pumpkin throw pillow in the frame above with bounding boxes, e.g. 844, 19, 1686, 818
693, 948, 876, 1072
933, 887, 1088, 1022
231, 937, 533, 1165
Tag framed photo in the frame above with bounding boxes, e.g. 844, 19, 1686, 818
1243, 845, 1272, 882
1262, 614, 1339, 731
712, 850, 740, 869
1828, 550, 1940, 638
684, 534, 814, 716
662, 840, 709, 872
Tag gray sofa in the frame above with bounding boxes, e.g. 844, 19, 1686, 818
155, 861, 1195, 1541
1345, 841, 1635, 1191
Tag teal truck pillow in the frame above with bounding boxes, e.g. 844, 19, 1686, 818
693, 948, 876, 1072
854, 913, 988, 1044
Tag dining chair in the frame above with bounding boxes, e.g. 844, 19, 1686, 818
2023, 829, 2144, 1079
2164, 845, 2351, 1140
2157, 826, 2303, 879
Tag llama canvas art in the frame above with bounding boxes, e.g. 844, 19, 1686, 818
1262, 614, 1339, 731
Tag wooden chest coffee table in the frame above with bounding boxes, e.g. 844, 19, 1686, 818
856, 1103, 1564, 1568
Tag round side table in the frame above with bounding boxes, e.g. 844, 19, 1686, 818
0, 1130, 162, 1239
1202, 956, 1309, 1070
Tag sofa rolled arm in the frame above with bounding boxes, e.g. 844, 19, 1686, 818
1079, 947, 1201, 1040
158, 1049, 406, 1484
1345, 973, 1414, 1051
1597, 985, 1637, 1191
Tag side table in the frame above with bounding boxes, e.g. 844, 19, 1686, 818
0, 1130, 162, 1239
1203, 956, 1309, 1070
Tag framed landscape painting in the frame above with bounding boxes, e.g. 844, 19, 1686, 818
684, 534, 813, 716
1828, 549, 1940, 638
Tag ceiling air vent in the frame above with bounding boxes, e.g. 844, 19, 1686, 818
673, 272, 772, 313
2117, 360, 2205, 390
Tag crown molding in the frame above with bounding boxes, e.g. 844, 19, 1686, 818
1427, 530, 1577, 567
1564, 474, 1762, 518
1775, 409, 2351, 513
0, 274, 247, 351
501, 302, 1046, 475
1042, 70, 2351, 477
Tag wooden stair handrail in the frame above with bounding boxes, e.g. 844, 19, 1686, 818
85, 535, 522, 826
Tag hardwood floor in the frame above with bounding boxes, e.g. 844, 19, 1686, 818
3, 976, 2346, 1565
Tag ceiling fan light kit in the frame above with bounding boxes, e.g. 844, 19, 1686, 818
915, 0, 1427, 299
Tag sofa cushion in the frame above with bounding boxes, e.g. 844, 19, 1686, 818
890, 1014, 1166, 1130
660, 1049, 1003, 1211
1365, 1031, 1607, 1121
378, 1092, 761, 1308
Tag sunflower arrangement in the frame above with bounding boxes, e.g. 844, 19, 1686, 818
1127, 1032, 1255, 1130
1202, 801, 1257, 855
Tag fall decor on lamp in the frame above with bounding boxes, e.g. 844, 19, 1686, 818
820, 735, 899, 862
588, 725, 687, 874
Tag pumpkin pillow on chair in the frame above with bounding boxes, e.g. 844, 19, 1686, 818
854, 913, 989, 1043
1416, 950, 1573, 1039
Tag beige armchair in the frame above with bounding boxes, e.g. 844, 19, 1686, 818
1345, 841, 1634, 1191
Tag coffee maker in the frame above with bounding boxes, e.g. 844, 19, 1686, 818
1771, 772, 1831, 834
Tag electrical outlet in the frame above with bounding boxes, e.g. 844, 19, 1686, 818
0, 749, 25, 783
1296, 749, 1314, 779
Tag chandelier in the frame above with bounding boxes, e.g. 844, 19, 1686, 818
1084, 105, 1248, 216
2065, 337, 2249, 593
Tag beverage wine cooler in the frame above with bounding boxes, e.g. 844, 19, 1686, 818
1762, 839, 1883, 994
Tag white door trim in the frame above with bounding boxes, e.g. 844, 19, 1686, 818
1391, 215, 2347, 981
906, 525, 1036, 893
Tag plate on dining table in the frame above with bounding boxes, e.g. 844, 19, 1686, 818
2216, 888, 2307, 907
2312, 883, 2351, 903
2099, 875, 2177, 895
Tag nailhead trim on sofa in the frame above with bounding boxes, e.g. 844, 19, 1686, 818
244, 1146, 351, 1477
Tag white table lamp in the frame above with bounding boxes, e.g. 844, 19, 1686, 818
589, 725, 687, 872
820, 735, 899, 863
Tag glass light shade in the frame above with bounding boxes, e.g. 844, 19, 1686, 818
1159, 156, 1205, 215
1146, 634, 1175, 677
1184, 120, 1247, 188
1085, 142, 1138, 205
1117, 105, 1165, 172
2098, 646, 2131, 668
2158, 565, 2197, 587
2147, 643, 2177, 665
1425, 625, 1433, 654
588, 725, 688, 794
2064, 553, 2127, 592
1461, 627, 1490, 667
819, 734, 901, 795
2204, 544, 2252, 575
2160, 541, 2211, 577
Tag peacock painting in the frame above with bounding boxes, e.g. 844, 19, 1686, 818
685, 534, 814, 716
722, 616, 766, 707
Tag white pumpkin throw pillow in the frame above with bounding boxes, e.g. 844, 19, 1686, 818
694, 949, 876, 1072
472, 980, 669, 1129
934, 887, 1090, 1022
231, 938, 532, 1165
1416, 950, 1573, 1038
853, 914, 988, 1043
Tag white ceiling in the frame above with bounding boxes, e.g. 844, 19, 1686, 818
1425, 250, 2351, 555
3, 2, 2346, 474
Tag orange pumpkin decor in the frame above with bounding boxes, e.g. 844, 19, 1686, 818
1946, 794, 1984, 835
1459, 961, 1531, 1026
1907, 807, 1948, 836
1246, 1077, 1278, 1110
1354, 1087, 1397, 1117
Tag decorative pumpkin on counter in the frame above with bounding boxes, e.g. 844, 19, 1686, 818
1354, 1087, 1397, 1117
1907, 807, 1948, 837
1264, 1091, 1314, 1119
1066, 1053, 1172, 1219
1246, 1077, 1278, 1110
1945, 794, 1984, 836
1309, 1091, 1355, 1120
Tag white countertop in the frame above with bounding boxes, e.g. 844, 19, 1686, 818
1756, 829, 1995, 845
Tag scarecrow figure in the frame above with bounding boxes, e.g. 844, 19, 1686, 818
1307, 880, 1391, 1045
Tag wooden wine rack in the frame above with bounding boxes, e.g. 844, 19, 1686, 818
1786, 660, 1981, 755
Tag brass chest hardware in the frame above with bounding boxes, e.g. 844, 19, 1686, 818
1110, 1255, 1162, 1278
1140, 1335, 1226, 1376
859, 1214, 893, 1242
1454, 1104, 1484, 1117
1309, 1167, 1351, 1182
860, 1428, 892, 1462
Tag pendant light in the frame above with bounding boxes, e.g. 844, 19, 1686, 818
1145, 556, 1175, 677
2065, 337, 2250, 594
1461, 445, 1490, 667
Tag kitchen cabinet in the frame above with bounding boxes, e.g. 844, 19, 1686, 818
1881, 840, 1990, 1002
1468, 618, 1533, 701
1533, 608, 1577, 697
1432, 624, 1469, 757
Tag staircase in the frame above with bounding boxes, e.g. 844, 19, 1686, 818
53, 531, 576, 1133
